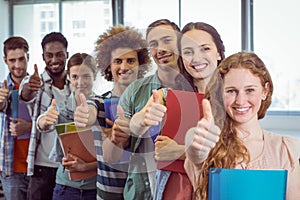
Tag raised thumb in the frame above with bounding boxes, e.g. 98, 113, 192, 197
33, 64, 39, 76
117, 105, 125, 119
3, 80, 7, 89
79, 93, 87, 107
152, 89, 159, 103
51, 99, 57, 109
202, 98, 213, 122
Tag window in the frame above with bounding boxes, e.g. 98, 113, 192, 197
40, 11, 46, 19
61, 1, 112, 61
124, 0, 240, 56
13, 3, 59, 75
48, 22, 56, 30
104, 19, 110, 26
10, 1, 112, 77
124, 0, 241, 79
123, 0, 299, 137
180, 0, 240, 56
254, 0, 300, 112
104, 8, 110, 15
254, 0, 300, 138
124, 0, 179, 32
41, 22, 46, 32
49, 10, 54, 18
72, 20, 86, 29
6, 0, 113, 95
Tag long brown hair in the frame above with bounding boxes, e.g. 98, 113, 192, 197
179, 22, 225, 92
196, 51, 274, 200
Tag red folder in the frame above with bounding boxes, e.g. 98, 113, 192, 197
157, 90, 204, 173
58, 127, 97, 180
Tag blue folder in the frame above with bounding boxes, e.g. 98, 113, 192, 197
103, 98, 131, 164
103, 98, 120, 128
208, 168, 287, 200
10, 90, 31, 139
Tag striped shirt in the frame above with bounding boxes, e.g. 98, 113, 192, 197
87, 91, 128, 200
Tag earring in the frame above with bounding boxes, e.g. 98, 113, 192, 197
262, 95, 266, 100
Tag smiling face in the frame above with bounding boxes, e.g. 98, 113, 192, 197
147, 24, 179, 70
69, 64, 94, 98
5, 48, 28, 83
181, 29, 221, 81
224, 68, 269, 125
110, 47, 140, 87
43, 41, 68, 77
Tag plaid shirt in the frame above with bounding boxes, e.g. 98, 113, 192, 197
0, 73, 32, 176
20, 70, 72, 175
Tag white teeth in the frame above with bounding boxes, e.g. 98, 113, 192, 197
194, 64, 207, 70
236, 107, 249, 112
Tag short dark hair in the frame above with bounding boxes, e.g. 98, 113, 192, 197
41, 32, 68, 50
3, 36, 29, 57
146, 19, 180, 38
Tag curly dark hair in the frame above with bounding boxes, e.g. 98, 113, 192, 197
95, 25, 151, 81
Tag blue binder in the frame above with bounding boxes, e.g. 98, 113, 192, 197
208, 168, 287, 200
10, 90, 31, 139
103, 97, 131, 164
104, 98, 120, 128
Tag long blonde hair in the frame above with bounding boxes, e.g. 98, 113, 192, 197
196, 52, 274, 200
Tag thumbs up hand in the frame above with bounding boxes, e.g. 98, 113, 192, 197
74, 93, 90, 127
28, 64, 41, 92
38, 99, 60, 130
111, 105, 130, 148
143, 89, 167, 126
185, 99, 221, 165
130, 89, 166, 136
0, 80, 9, 105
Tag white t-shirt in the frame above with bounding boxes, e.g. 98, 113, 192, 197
35, 86, 68, 168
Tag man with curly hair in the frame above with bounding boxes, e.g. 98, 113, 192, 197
74, 25, 151, 199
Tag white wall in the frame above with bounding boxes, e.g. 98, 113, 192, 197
0, 0, 9, 81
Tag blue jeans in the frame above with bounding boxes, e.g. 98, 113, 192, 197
0, 172, 29, 200
153, 169, 171, 200
52, 184, 96, 200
